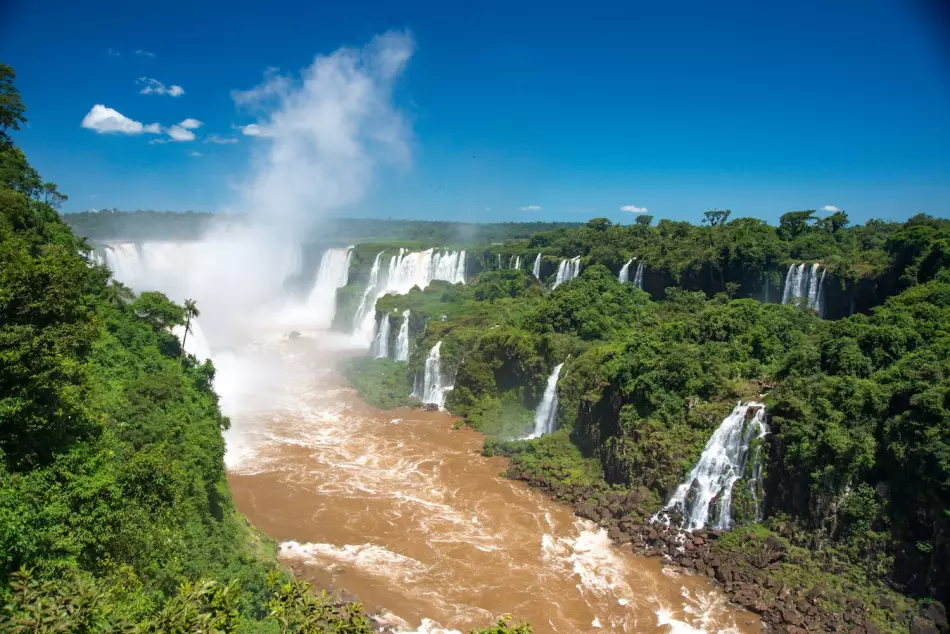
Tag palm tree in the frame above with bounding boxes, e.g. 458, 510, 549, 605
106, 280, 134, 308
180, 298, 200, 359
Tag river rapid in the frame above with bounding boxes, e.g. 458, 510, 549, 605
221, 331, 759, 634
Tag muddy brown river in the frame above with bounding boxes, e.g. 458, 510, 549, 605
221, 333, 758, 634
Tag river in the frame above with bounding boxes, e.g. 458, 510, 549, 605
221, 331, 759, 634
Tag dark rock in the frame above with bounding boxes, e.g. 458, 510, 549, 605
607, 527, 621, 541
766, 534, 785, 551
692, 536, 705, 547
716, 563, 733, 585
576, 504, 599, 522
922, 604, 948, 631
910, 617, 940, 634
617, 533, 632, 544
806, 585, 823, 604
783, 609, 804, 627
647, 527, 658, 541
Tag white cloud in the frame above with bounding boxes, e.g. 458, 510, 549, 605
136, 49, 156, 58
238, 123, 263, 136
520, 205, 542, 211
166, 125, 196, 142
620, 204, 648, 213
821, 205, 841, 212
178, 118, 202, 129
107, 48, 120, 57
206, 134, 238, 144
138, 77, 185, 97
189, 151, 202, 157
81, 105, 161, 135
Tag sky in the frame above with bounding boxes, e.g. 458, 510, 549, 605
2, 0, 949, 225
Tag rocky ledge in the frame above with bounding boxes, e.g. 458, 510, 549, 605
507, 470, 948, 634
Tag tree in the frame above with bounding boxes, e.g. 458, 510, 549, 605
0, 64, 26, 147
132, 291, 184, 332
180, 298, 200, 357
702, 209, 731, 226
635, 214, 653, 227
779, 210, 817, 239
105, 280, 134, 308
40, 181, 67, 208
586, 217, 612, 232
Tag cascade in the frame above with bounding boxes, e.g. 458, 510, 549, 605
412, 341, 453, 409
497, 254, 502, 269
172, 318, 212, 362
103, 243, 146, 288
372, 313, 391, 359
395, 310, 410, 362
532, 253, 541, 278
633, 261, 644, 289
510, 255, 522, 270
781, 263, 826, 313
657, 402, 768, 531
525, 363, 564, 438
381, 248, 466, 296
618, 258, 634, 283
306, 247, 353, 328
353, 251, 385, 342
552, 256, 581, 288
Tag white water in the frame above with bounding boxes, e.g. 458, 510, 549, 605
552, 257, 581, 288
395, 310, 410, 362
412, 341, 453, 409
526, 363, 564, 439
353, 251, 386, 344
619, 259, 634, 284
306, 247, 353, 328
781, 263, 825, 314
633, 261, 645, 290
532, 253, 541, 278
373, 313, 392, 359
510, 255, 522, 270
658, 402, 768, 531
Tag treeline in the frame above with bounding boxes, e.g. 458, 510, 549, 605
63, 209, 580, 245
343, 214, 950, 630
0, 66, 527, 633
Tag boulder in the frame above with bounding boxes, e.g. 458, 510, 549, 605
910, 617, 940, 634
922, 604, 948, 632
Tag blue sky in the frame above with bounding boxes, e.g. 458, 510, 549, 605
2, 0, 949, 225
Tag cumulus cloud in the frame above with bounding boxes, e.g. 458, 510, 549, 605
620, 204, 648, 213
81, 105, 161, 135
178, 118, 202, 129
821, 205, 841, 212
138, 77, 185, 97
237, 123, 263, 136
136, 49, 156, 58
206, 134, 238, 144
520, 205, 542, 211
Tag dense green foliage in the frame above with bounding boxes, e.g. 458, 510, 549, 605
344, 211, 950, 621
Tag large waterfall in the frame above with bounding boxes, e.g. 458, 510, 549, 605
658, 402, 768, 531
618, 259, 634, 283
172, 319, 212, 362
552, 256, 581, 288
412, 341, 453, 409
781, 263, 826, 316
372, 313, 391, 359
525, 363, 564, 439
532, 253, 541, 278
395, 310, 410, 362
306, 247, 353, 328
353, 251, 385, 343
633, 261, 644, 289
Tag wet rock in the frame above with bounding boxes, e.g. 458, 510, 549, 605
692, 536, 705, 547
922, 604, 948, 632
607, 527, 621, 541
716, 563, 733, 585
576, 504, 599, 522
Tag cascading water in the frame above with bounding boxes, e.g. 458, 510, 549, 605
552, 256, 581, 288
532, 253, 541, 278
306, 247, 353, 328
633, 261, 644, 289
412, 341, 453, 409
381, 249, 466, 296
781, 263, 826, 314
525, 363, 564, 439
353, 251, 385, 342
618, 259, 634, 283
395, 310, 410, 362
372, 313, 391, 359
172, 318, 212, 362
657, 402, 768, 531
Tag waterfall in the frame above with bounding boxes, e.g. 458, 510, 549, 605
306, 247, 353, 328
497, 254, 502, 269
782, 263, 826, 313
525, 363, 564, 439
618, 259, 634, 283
352, 251, 386, 343
395, 310, 410, 362
381, 248, 466, 296
372, 313, 391, 359
103, 243, 146, 288
532, 253, 541, 278
412, 341, 453, 409
511, 255, 522, 270
552, 256, 581, 288
658, 402, 768, 531
172, 317, 212, 362
633, 261, 644, 289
